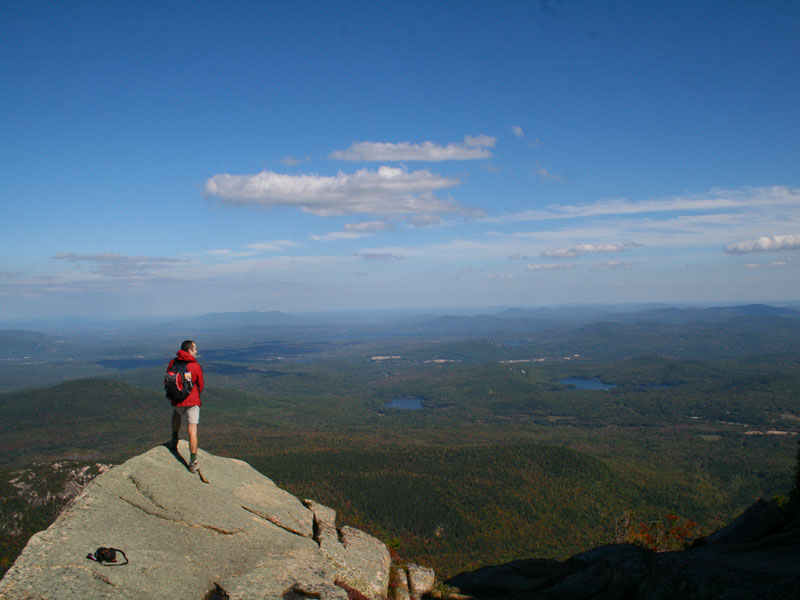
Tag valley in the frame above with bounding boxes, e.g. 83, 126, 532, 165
1, 304, 799, 578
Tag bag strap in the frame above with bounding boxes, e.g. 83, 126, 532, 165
87, 547, 129, 566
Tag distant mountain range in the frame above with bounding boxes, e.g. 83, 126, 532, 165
0, 330, 67, 359
492, 303, 799, 324
403, 303, 800, 336
1, 304, 799, 361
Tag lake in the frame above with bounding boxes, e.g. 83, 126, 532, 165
558, 378, 617, 391
385, 397, 424, 410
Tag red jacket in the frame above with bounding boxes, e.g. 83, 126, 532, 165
167, 350, 204, 407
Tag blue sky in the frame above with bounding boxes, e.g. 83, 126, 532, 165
2, 1, 799, 319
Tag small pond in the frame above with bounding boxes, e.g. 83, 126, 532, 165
558, 378, 617, 391
385, 397, 424, 410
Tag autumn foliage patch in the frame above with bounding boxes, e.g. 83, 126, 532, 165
614, 512, 700, 552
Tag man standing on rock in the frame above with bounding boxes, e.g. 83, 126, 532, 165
167, 340, 204, 472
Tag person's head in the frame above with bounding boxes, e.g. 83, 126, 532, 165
181, 340, 197, 357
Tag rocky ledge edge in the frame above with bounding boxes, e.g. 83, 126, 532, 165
0, 442, 435, 600
444, 496, 800, 600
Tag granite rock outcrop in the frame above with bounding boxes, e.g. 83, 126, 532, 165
0, 442, 429, 600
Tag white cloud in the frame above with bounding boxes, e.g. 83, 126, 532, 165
205, 166, 471, 217
357, 238, 501, 262
488, 273, 515, 279
481, 187, 800, 257
344, 220, 392, 232
11, 252, 370, 302
597, 260, 635, 269
542, 243, 630, 258
281, 155, 310, 167
311, 221, 393, 241
52, 252, 186, 277
511, 125, 524, 138
574, 243, 626, 253
742, 257, 796, 269
508, 253, 528, 260
491, 186, 800, 224
207, 240, 300, 257
311, 231, 369, 241
464, 134, 495, 147
329, 135, 495, 161
526, 263, 574, 271
724, 234, 800, 254
174, 254, 360, 282
405, 213, 444, 227
355, 252, 405, 261
207, 248, 256, 258
534, 163, 567, 182
246, 240, 300, 252
541, 248, 582, 258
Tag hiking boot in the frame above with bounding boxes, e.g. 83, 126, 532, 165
189, 460, 200, 473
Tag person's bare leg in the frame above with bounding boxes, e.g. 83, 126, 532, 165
172, 410, 181, 436
187, 423, 198, 456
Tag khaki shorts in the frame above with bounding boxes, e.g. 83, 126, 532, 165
173, 405, 200, 425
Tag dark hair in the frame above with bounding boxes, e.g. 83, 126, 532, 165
180, 340, 196, 352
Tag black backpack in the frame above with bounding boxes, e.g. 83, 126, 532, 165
164, 359, 194, 403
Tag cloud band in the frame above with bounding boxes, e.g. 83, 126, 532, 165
205, 166, 470, 217
725, 234, 800, 254
329, 135, 495, 161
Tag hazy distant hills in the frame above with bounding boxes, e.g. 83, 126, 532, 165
2, 304, 800, 364
413, 303, 800, 332
0, 330, 69, 359
397, 304, 800, 355
622, 303, 800, 323
188, 310, 296, 329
